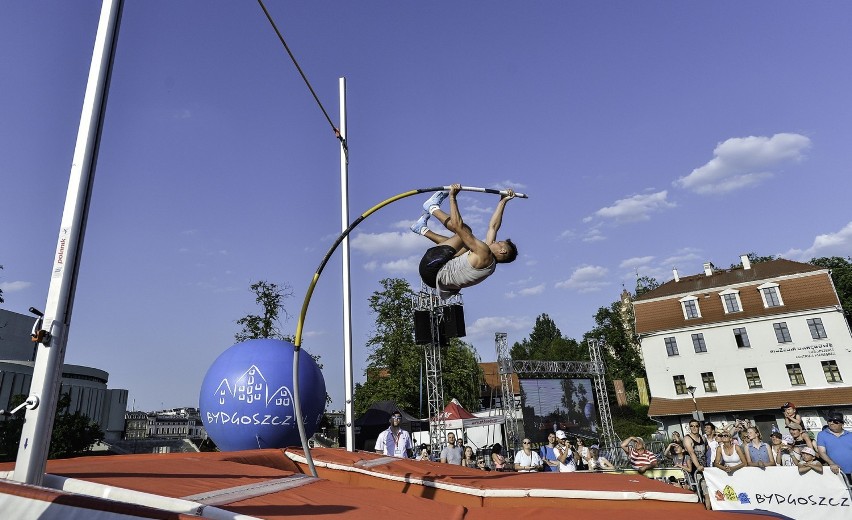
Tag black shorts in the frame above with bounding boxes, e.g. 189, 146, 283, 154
419, 245, 457, 288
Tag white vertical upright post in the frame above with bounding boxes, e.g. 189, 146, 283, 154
13, 0, 123, 485
339, 77, 355, 451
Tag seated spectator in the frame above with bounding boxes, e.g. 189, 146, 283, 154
665, 441, 693, 473
514, 438, 543, 472
797, 446, 823, 475
621, 436, 658, 474
744, 427, 775, 468
713, 427, 747, 475
462, 445, 480, 469
491, 443, 507, 471
782, 402, 804, 430
585, 444, 615, 470
416, 444, 431, 461
574, 438, 589, 470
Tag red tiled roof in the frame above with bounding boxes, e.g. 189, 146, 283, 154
648, 386, 852, 417
635, 259, 824, 301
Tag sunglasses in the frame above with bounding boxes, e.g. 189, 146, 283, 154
522, 441, 531, 444
829, 419, 843, 424
718, 434, 731, 438
391, 415, 401, 420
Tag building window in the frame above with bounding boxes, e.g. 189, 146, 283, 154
664, 337, 679, 356
786, 363, 806, 386
701, 372, 717, 392
774, 322, 793, 343
822, 360, 843, 382
758, 282, 784, 308
680, 296, 701, 319
719, 289, 742, 313
745, 368, 762, 389
673, 375, 687, 395
692, 333, 708, 353
733, 327, 751, 348
807, 318, 828, 340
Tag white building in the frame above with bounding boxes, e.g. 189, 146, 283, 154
0, 309, 128, 441
633, 256, 852, 438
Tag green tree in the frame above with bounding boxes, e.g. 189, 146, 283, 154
510, 314, 586, 361
0, 264, 4, 304
0, 393, 103, 461
810, 256, 852, 325
234, 280, 329, 405
235, 281, 294, 342
353, 278, 484, 416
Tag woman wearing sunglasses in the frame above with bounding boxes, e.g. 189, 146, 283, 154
713, 427, 747, 475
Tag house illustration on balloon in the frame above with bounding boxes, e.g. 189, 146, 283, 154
214, 365, 293, 408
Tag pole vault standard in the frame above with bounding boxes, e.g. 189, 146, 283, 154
12, 0, 124, 485
292, 185, 527, 476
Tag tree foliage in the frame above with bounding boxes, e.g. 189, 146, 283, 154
0, 264, 4, 304
510, 314, 586, 361
353, 278, 483, 416
235, 281, 294, 342
810, 256, 852, 325
0, 393, 103, 461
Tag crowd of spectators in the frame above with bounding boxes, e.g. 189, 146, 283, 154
394, 403, 850, 484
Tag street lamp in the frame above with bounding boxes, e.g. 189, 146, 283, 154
686, 385, 703, 421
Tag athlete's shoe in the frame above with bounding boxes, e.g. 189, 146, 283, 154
423, 191, 448, 214
410, 214, 430, 235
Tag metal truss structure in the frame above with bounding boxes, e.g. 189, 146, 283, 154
413, 283, 461, 455
494, 332, 520, 452
497, 337, 621, 457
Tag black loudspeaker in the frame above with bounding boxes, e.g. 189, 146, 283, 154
443, 304, 466, 338
414, 310, 433, 345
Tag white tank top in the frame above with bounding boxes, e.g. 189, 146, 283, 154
436, 252, 496, 299
720, 445, 742, 467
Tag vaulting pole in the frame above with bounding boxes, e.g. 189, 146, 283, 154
13, 0, 124, 485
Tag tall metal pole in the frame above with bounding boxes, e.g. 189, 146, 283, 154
13, 0, 123, 485
339, 77, 354, 451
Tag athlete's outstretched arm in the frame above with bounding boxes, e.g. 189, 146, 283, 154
485, 189, 515, 244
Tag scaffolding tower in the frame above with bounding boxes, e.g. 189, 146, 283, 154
413, 283, 455, 456
496, 336, 621, 459
494, 332, 520, 452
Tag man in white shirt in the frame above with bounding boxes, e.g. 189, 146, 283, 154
375, 411, 414, 458
440, 432, 463, 465
514, 438, 542, 472
554, 430, 577, 472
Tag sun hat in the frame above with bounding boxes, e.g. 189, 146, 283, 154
781, 402, 795, 410
782, 434, 795, 445
800, 447, 816, 457
555, 430, 567, 440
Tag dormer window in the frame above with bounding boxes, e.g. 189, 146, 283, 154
758, 282, 784, 308
719, 289, 742, 314
679, 295, 701, 319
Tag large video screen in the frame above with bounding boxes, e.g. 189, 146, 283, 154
518, 378, 598, 442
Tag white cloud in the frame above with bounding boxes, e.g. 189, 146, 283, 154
590, 190, 675, 223
620, 256, 655, 269
466, 315, 530, 337
781, 221, 852, 261
506, 283, 545, 298
351, 231, 423, 256
558, 229, 576, 241
674, 133, 811, 194
0, 280, 31, 293
662, 248, 703, 268
555, 265, 610, 293
582, 229, 606, 243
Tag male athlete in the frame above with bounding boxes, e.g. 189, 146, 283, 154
411, 183, 517, 299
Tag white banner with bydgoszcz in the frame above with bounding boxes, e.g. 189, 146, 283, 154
703, 467, 850, 519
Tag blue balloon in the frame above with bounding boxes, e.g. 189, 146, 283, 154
199, 339, 326, 451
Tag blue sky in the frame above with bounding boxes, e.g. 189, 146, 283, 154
2, 2, 851, 412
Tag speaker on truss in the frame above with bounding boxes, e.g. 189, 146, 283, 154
414, 310, 433, 345
442, 304, 466, 339
414, 310, 450, 346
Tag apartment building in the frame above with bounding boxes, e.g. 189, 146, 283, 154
633, 256, 852, 438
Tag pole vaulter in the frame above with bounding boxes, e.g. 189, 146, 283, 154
291, 186, 527, 476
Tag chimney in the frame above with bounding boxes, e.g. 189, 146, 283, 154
740, 254, 751, 270
703, 262, 714, 277
672, 268, 680, 282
